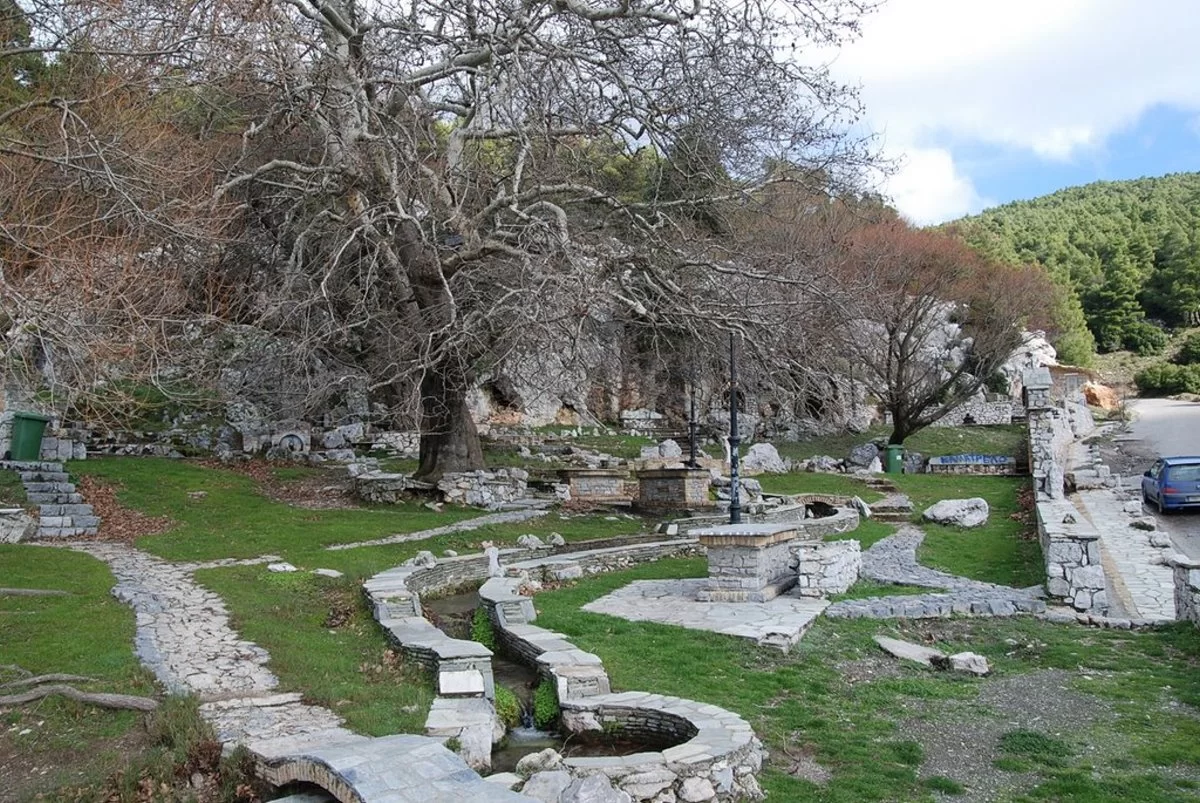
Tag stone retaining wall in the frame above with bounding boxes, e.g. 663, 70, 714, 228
930, 398, 1014, 427
1170, 554, 1200, 628
1024, 369, 1106, 613
355, 467, 530, 508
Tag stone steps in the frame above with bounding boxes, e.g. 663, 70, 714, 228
0, 460, 101, 538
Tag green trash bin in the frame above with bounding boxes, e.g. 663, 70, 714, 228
9, 411, 51, 461
884, 444, 904, 474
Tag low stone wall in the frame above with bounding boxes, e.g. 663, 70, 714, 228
1037, 499, 1107, 612
1170, 554, 1200, 628
355, 467, 530, 508
930, 398, 1013, 427
478, 547, 766, 802
438, 468, 529, 508
790, 540, 861, 597
558, 692, 764, 802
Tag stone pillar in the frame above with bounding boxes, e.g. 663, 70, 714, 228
692, 522, 799, 602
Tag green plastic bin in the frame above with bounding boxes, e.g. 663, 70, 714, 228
9, 411, 51, 461
884, 444, 904, 474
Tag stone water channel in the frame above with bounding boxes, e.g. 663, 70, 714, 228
420, 587, 684, 774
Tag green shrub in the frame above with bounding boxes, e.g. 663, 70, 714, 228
1174, 332, 1200, 365
1135, 363, 1200, 396
494, 686, 521, 729
471, 607, 496, 650
1125, 320, 1169, 355
533, 678, 559, 730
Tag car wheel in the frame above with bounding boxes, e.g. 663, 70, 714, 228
1157, 494, 1170, 516
1143, 486, 1151, 504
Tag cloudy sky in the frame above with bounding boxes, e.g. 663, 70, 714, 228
831, 0, 1200, 224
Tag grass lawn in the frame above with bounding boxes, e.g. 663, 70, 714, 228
0, 545, 163, 798
532, 557, 1200, 803
891, 474, 1043, 589
70, 457, 484, 563
774, 423, 1028, 464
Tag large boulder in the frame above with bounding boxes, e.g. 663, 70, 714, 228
742, 443, 789, 474
846, 442, 880, 468
923, 498, 990, 528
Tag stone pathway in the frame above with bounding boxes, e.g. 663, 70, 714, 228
1073, 488, 1176, 621
66, 537, 530, 801
66, 542, 353, 748
826, 526, 1046, 619
582, 578, 829, 650
324, 508, 548, 551
859, 525, 1030, 593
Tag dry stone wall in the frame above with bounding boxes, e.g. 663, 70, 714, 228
1171, 554, 1200, 628
790, 541, 861, 597
1025, 369, 1106, 612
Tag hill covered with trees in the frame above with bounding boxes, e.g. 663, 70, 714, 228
948, 172, 1200, 364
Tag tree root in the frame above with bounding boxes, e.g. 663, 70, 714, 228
0, 684, 158, 711
0, 588, 70, 597
0, 673, 96, 691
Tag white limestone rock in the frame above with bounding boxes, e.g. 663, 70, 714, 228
521, 770, 573, 802
742, 443, 789, 474
658, 439, 683, 459
0, 510, 36, 543
267, 562, 299, 573
311, 568, 343, 578
678, 776, 717, 802
560, 774, 631, 803
403, 550, 438, 568
949, 652, 991, 676
517, 534, 546, 550
922, 498, 990, 528
515, 748, 564, 778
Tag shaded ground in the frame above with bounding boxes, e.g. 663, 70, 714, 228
197, 460, 361, 510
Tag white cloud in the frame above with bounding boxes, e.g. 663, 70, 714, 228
828, 0, 1200, 221
883, 146, 992, 225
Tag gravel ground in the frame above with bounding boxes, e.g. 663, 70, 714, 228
904, 669, 1118, 802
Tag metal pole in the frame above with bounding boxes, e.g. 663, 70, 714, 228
728, 332, 742, 524
687, 365, 699, 469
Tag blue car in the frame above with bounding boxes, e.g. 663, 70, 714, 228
1142, 456, 1200, 514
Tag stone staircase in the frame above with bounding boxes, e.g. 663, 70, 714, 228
862, 478, 914, 522
0, 460, 101, 537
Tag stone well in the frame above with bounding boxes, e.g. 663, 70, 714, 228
558, 468, 631, 503
636, 468, 713, 512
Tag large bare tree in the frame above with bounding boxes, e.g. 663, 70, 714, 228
4, 0, 878, 475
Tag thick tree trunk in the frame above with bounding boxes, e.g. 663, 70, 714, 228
413, 359, 486, 482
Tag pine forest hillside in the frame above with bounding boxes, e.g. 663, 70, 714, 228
947, 172, 1200, 364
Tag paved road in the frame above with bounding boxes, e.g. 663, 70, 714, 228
1124, 398, 1200, 558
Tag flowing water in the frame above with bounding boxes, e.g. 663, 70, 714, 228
421, 586, 678, 775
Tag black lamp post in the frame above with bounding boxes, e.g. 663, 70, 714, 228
728, 332, 742, 525
686, 365, 699, 469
